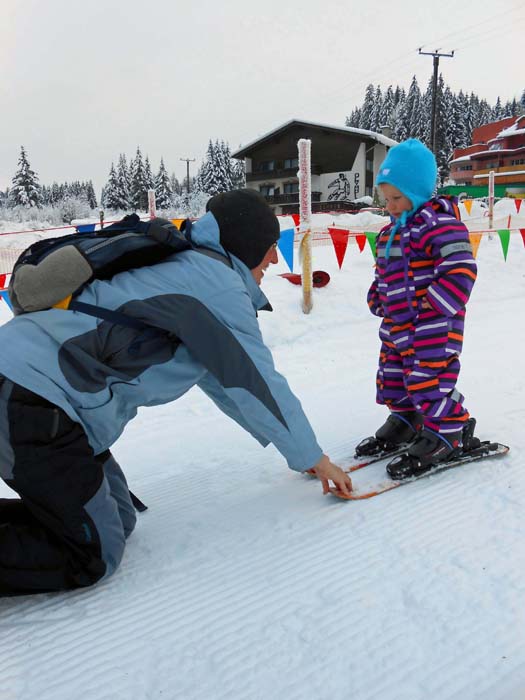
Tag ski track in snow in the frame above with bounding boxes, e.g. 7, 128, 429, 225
1, 223, 525, 700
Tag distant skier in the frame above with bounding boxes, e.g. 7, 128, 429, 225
0, 190, 352, 595
356, 139, 478, 479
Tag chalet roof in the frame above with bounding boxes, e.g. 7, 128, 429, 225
232, 119, 397, 159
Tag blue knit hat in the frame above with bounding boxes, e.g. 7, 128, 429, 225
376, 139, 437, 211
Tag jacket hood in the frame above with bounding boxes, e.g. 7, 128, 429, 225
414, 195, 462, 228
187, 212, 272, 313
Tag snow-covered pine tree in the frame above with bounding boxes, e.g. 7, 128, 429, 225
492, 97, 503, 121
144, 156, 155, 192
197, 140, 220, 195
10, 146, 42, 207
115, 154, 130, 210
520, 88, 525, 114
379, 86, 395, 130
218, 141, 235, 191
170, 172, 183, 196
345, 107, 361, 128
448, 90, 469, 151
369, 86, 383, 133
85, 181, 97, 209
392, 88, 410, 142
103, 163, 121, 210
232, 158, 246, 189
478, 99, 493, 127
358, 84, 376, 130
129, 148, 148, 211
155, 157, 174, 209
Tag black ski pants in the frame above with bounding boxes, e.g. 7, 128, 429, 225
0, 376, 136, 595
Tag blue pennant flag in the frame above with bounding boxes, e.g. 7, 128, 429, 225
0, 290, 13, 310
76, 223, 96, 233
277, 227, 295, 272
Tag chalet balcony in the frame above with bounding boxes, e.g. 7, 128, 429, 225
264, 192, 322, 205
246, 164, 323, 181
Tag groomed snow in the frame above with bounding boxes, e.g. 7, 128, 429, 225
1, 212, 525, 700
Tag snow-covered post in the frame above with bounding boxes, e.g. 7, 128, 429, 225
148, 189, 157, 219
298, 138, 313, 314
488, 170, 495, 230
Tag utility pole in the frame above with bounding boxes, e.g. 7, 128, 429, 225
418, 48, 454, 154
180, 158, 195, 194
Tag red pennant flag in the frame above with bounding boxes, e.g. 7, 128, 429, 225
515, 199, 522, 214
327, 227, 350, 269
355, 234, 366, 252
291, 214, 300, 229
0, 274, 5, 290
520, 229, 525, 247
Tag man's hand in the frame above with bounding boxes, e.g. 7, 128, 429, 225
312, 454, 352, 496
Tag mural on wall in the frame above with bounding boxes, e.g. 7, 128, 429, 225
328, 173, 351, 201
321, 171, 361, 201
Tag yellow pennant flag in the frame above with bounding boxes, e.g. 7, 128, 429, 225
171, 218, 185, 229
463, 200, 473, 216
469, 233, 482, 258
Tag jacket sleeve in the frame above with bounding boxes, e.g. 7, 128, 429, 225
135, 284, 324, 472
367, 276, 384, 317
366, 229, 385, 317
424, 219, 477, 317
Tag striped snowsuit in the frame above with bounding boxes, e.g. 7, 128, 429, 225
367, 196, 477, 435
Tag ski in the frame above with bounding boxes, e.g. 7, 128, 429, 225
329, 441, 510, 500
304, 443, 411, 478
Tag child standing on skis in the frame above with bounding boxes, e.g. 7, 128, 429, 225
356, 139, 478, 479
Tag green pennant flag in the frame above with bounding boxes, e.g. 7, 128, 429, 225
497, 229, 511, 261
365, 231, 378, 260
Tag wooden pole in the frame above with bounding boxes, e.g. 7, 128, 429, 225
298, 138, 313, 314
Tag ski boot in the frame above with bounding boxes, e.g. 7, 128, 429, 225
355, 411, 423, 457
385, 417, 479, 480
461, 417, 481, 452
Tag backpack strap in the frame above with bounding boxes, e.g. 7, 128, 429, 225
67, 247, 233, 338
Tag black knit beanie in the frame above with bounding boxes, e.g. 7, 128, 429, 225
206, 189, 280, 269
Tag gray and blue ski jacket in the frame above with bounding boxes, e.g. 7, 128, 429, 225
0, 212, 323, 472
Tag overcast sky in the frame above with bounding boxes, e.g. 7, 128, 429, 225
1, 0, 523, 198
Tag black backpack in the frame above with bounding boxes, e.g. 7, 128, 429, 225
8, 214, 196, 330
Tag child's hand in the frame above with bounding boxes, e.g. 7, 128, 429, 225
420, 297, 432, 310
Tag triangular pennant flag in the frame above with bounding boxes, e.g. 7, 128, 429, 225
327, 227, 349, 269
463, 200, 473, 215
355, 234, 366, 252
75, 223, 96, 233
0, 290, 12, 310
365, 232, 378, 259
0, 274, 6, 290
171, 218, 185, 229
291, 214, 300, 229
515, 199, 522, 214
469, 233, 482, 258
277, 227, 295, 272
520, 228, 525, 248
497, 229, 511, 261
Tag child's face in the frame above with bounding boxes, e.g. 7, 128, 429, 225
379, 183, 412, 219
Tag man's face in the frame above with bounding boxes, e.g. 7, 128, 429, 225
251, 242, 279, 286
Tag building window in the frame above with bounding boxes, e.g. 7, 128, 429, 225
457, 165, 473, 171
511, 158, 525, 165
257, 160, 274, 172
365, 157, 373, 172
259, 185, 275, 196
283, 182, 299, 194
284, 158, 299, 169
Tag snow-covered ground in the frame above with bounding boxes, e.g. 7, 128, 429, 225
1, 209, 525, 700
